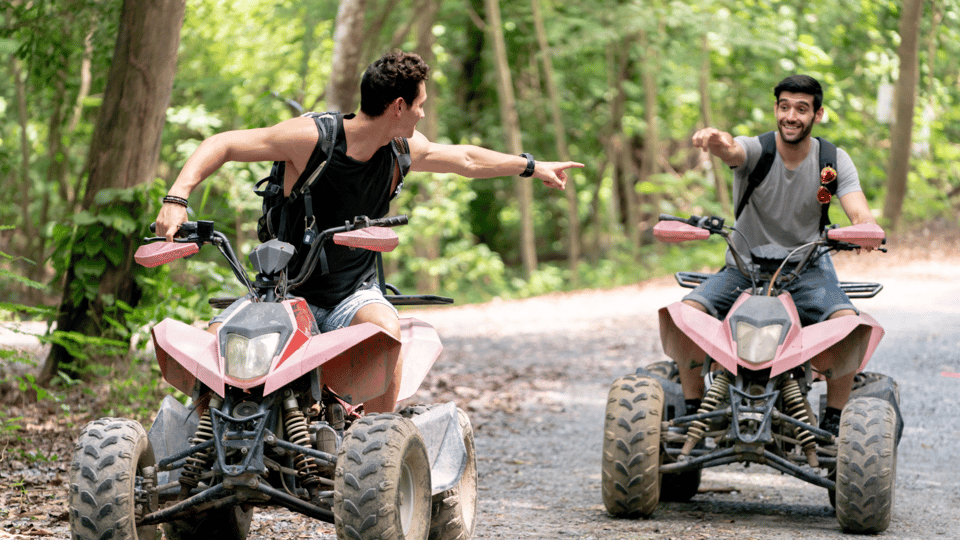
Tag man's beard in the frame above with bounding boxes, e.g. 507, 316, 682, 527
778, 120, 813, 145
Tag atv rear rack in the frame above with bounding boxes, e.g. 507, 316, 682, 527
674, 271, 883, 299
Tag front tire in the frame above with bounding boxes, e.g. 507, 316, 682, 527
335, 413, 431, 540
601, 375, 662, 517
69, 418, 158, 540
835, 397, 897, 534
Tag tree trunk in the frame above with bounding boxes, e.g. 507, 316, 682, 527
412, 0, 441, 293
327, 0, 367, 113
484, 0, 536, 277
882, 0, 924, 232
41, 0, 186, 385
698, 34, 731, 215
531, 0, 580, 282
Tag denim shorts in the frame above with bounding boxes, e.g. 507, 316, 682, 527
310, 282, 397, 333
683, 255, 857, 326
210, 282, 397, 333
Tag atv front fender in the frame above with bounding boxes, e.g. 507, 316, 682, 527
408, 402, 467, 495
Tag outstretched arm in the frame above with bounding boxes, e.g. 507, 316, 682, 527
407, 131, 583, 190
691, 127, 746, 168
156, 117, 317, 240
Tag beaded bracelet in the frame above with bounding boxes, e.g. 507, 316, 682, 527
162, 195, 189, 208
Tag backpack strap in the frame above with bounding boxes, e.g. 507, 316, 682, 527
277, 112, 339, 243
816, 136, 838, 232
735, 131, 777, 219
389, 136, 411, 198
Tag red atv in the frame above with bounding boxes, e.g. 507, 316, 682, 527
68, 216, 477, 540
601, 214, 902, 533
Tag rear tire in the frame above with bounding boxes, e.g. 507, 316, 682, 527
161, 505, 253, 540
601, 375, 662, 517
835, 397, 897, 534
400, 406, 478, 540
69, 418, 158, 540
335, 413, 431, 540
643, 361, 702, 502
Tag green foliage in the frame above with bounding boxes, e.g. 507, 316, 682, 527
0, 0, 957, 398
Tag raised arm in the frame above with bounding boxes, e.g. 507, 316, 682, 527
407, 131, 583, 190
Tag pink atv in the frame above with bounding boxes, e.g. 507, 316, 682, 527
601, 214, 902, 533
68, 216, 477, 540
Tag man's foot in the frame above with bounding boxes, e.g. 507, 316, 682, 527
819, 406, 842, 437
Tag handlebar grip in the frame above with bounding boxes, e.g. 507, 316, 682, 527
372, 215, 409, 228
658, 213, 683, 222
149, 221, 198, 237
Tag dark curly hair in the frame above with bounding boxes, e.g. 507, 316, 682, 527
774, 74, 823, 111
359, 51, 430, 117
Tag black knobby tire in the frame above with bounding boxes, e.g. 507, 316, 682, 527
835, 397, 897, 534
601, 375, 663, 517
643, 361, 702, 502
335, 413, 431, 540
400, 406, 478, 540
69, 418, 158, 540
161, 505, 253, 540
644, 360, 679, 382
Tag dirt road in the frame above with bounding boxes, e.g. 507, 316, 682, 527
2, 231, 959, 539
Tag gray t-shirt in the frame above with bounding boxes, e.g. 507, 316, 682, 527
727, 135, 861, 266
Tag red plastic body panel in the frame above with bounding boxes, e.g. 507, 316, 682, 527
826, 223, 885, 250
135, 242, 200, 268
334, 227, 399, 252
150, 300, 441, 407
653, 221, 711, 243
659, 292, 884, 379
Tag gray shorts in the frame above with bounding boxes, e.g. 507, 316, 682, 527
210, 282, 397, 333
683, 255, 857, 326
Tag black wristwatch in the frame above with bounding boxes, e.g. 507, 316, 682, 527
519, 153, 536, 177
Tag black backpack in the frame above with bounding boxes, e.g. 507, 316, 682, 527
254, 112, 412, 246
735, 131, 838, 231
255, 112, 339, 244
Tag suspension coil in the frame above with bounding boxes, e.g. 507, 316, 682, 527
179, 396, 221, 494
781, 379, 818, 467
283, 391, 320, 487
682, 371, 733, 455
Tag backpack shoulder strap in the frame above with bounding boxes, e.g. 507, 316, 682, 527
816, 136, 838, 231
391, 136, 411, 177
288, 112, 340, 201
735, 131, 776, 219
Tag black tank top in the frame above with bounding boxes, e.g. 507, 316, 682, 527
287, 114, 402, 308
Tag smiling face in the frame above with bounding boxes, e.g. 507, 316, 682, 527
775, 91, 823, 145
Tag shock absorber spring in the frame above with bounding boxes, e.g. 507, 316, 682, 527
283, 391, 320, 487
781, 378, 818, 467
179, 395, 221, 495
682, 371, 733, 455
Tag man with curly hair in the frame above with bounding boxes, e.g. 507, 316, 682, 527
154, 51, 583, 412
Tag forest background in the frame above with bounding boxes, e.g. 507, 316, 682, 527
0, 0, 957, 402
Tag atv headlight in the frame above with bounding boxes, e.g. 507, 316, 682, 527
735, 322, 783, 364
224, 332, 281, 380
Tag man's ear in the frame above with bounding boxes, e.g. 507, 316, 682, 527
814, 107, 825, 124
392, 97, 404, 117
